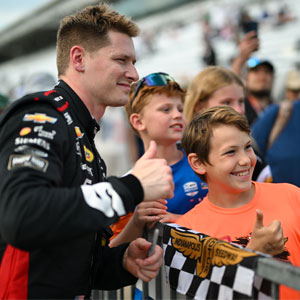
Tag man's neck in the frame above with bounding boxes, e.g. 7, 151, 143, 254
248, 91, 272, 112
59, 75, 106, 121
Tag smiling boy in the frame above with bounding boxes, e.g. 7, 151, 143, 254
176, 106, 300, 299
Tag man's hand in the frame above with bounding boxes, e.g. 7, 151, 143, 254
131, 141, 174, 201
247, 209, 285, 255
123, 238, 163, 282
231, 31, 259, 76
239, 31, 259, 60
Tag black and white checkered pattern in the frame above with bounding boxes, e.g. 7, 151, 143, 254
163, 223, 271, 300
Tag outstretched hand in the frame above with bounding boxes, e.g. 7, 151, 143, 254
123, 238, 163, 282
158, 211, 182, 223
131, 141, 174, 201
239, 31, 259, 59
247, 209, 285, 255
133, 199, 167, 227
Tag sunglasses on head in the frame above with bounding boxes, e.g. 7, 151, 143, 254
130, 72, 175, 107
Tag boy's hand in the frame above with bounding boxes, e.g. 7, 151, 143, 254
158, 211, 182, 223
247, 209, 285, 255
133, 199, 167, 227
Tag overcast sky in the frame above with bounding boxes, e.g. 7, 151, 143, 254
0, 0, 54, 30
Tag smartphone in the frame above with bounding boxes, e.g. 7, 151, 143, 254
242, 20, 259, 38
148, 228, 159, 257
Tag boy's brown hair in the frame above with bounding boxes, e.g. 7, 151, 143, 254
56, 3, 140, 76
182, 106, 250, 181
125, 75, 186, 135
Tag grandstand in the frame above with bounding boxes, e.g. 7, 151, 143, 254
0, 0, 300, 100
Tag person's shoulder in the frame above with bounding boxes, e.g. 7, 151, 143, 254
259, 103, 279, 119
251, 103, 279, 132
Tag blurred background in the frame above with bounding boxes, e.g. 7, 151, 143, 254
0, 0, 299, 175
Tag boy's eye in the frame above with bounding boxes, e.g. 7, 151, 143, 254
225, 150, 235, 155
245, 144, 253, 150
160, 107, 170, 112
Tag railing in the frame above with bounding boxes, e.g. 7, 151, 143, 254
92, 222, 300, 299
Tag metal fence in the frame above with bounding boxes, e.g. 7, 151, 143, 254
93, 222, 300, 299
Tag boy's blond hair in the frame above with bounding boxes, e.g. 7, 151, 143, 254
182, 106, 250, 181
184, 66, 245, 123
56, 3, 139, 76
125, 78, 185, 136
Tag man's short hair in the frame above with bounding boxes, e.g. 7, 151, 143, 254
182, 106, 250, 181
56, 3, 140, 76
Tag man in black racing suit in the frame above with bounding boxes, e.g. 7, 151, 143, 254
0, 4, 174, 299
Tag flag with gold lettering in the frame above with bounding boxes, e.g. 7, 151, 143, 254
163, 223, 272, 299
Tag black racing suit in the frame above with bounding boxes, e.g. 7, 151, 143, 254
0, 80, 142, 299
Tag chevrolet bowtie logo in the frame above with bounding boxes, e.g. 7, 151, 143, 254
170, 228, 257, 278
23, 113, 57, 124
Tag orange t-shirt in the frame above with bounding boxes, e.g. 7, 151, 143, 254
110, 212, 133, 240
176, 181, 300, 299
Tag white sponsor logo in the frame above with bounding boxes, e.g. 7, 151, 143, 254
81, 182, 125, 217
82, 163, 93, 177
83, 178, 93, 185
8, 154, 49, 172
183, 181, 199, 197
53, 96, 63, 102
15, 137, 50, 151
75, 141, 82, 156
34, 126, 56, 139
63, 112, 73, 125
14, 145, 48, 158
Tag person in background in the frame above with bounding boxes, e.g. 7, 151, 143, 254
284, 69, 300, 102
184, 65, 272, 182
0, 93, 10, 115
251, 69, 300, 186
177, 106, 300, 300
0, 4, 174, 299
110, 72, 208, 247
231, 31, 275, 125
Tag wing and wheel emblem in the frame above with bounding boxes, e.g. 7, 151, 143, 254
170, 228, 257, 278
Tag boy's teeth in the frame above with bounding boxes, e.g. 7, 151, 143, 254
234, 171, 248, 176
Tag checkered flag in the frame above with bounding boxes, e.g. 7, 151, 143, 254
163, 223, 271, 299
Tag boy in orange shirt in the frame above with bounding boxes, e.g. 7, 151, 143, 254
177, 106, 300, 299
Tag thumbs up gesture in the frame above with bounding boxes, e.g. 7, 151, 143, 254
247, 209, 285, 256
131, 141, 174, 201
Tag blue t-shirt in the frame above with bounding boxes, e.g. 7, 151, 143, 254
166, 150, 208, 214
251, 100, 300, 187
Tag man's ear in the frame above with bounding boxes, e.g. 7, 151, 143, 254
70, 46, 85, 72
187, 153, 206, 175
130, 113, 145, 132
